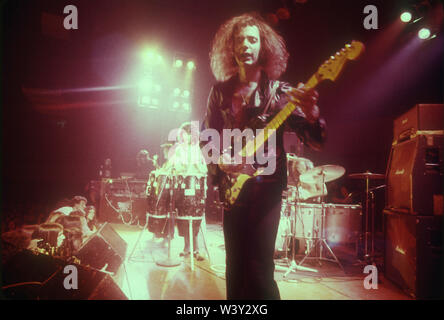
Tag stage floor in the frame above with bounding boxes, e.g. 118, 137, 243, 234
110, 221, 411, 300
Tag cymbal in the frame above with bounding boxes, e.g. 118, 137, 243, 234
299, 165, 345, 184
348, 171, 385, 180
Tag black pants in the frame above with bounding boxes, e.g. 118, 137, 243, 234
223, 180, 283, 300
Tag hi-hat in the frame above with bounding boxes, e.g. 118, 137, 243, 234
348, 171, 385, 180
299, 165, 345, 184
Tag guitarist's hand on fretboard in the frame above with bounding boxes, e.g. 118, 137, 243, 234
286, 82, 320, 123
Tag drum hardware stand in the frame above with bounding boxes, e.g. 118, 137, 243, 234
127, 173, 170, 263
199, 215, 212, 264
362, 188, 376, 264
276, 192, 318, 277
127, 212, 151, 262
298, 171, 345, 272
348, 172, 385, 264
178, 216, 203, 271
361, 181, 384, 264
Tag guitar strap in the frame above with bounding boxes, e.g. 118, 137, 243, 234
261, 80, 279, 116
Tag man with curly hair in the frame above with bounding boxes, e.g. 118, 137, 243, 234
202, 13, 326, 299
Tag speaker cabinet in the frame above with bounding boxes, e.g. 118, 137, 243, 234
386, 135, 443, 215
98, 179, 148, 225
99, 195, 148, 224
393, 104, 443, 143
384, 210, 443, 299
2, 250, 127, 300
75, 223, 127, 274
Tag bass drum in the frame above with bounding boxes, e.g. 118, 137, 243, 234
275, 201, 314, 256
325, 204, 362, 244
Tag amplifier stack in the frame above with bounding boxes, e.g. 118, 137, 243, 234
384, 103, 443, 299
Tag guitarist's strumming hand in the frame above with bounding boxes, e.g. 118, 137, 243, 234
287, 82, 320, 124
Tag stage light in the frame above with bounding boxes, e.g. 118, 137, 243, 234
139, 79, 152, 91
142, 49, 156, 64
141, 48, 164, 66
183, 102, 190, 111
140, 96, 151, 106
418, 27, 431, 39
175, 59, 183, 68
186, 61, 195, 70
173, 88, 181, 96
183, 90, 190, 98
400, 11, 412, 23
173, 101, 180, 109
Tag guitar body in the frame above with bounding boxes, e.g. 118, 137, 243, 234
218, 112, 270, 209
220, 172, 253, 208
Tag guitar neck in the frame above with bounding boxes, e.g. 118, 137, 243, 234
242, 74, 319, 157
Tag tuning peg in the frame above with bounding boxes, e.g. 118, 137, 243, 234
345, 44, 351, 48
330, 55, 335, 60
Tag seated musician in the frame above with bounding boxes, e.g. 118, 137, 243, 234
52, 213, 85, 255
68, 211, 95, 238
288, 155, 327, 202
84, 205, 99, 234
28, 223, 66, 257
46, 195, 87, 223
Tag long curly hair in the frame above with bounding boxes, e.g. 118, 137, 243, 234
210, 13, 289, 82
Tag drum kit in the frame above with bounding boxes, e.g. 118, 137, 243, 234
128, 166, 208, 270
276, 154, 385, 276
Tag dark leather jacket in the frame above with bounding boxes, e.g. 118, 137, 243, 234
201, 73, 326, 192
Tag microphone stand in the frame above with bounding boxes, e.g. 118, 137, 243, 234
298, 170, 344, 272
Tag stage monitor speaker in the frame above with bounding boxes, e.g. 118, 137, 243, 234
386, 134, 443, 215
74, 223, 127, 274
393, 104, 443, 143
2, 250, 127, 300
384, 210, 443, 299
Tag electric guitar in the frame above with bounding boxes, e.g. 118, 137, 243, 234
218, 41, 365, 209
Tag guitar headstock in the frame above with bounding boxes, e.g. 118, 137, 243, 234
316, 40, 365, 82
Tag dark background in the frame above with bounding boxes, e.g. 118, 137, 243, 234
1, 0, 443, 214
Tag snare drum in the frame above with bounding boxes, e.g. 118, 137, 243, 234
175, 174, 207, 237
325, 204, 362, 244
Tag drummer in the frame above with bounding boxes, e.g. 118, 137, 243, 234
169, 122, 207, 260
287, 154, 327, 202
